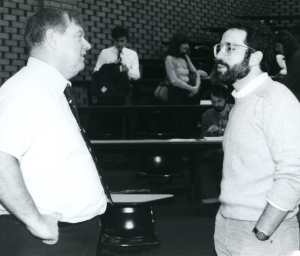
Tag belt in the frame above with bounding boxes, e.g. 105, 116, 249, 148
0, 214, 99, 228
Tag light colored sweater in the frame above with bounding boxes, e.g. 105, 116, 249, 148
220, 77, 300, 221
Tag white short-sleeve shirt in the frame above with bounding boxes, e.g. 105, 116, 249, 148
0, 57, 107, 223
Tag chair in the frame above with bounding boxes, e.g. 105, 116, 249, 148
135, 111, 175, 139
87, 111, 129, 169
99, 189, 160, 256
87, 112, 126, 140
134, 111, 184, 192
136, 153, 184, 193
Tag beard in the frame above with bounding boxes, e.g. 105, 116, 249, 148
213, 103, 227, 113
213, 55, 251, 85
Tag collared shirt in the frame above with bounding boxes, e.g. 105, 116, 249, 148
232, 72, 269, 99
94, 46, 140, 80
0, 57, 107, 222
231, 72, 287, 212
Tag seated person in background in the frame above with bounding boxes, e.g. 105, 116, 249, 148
197, 85, 233, 207
165, 32, 208, 105
274, 30, 300, 101
94, 26, 140, 105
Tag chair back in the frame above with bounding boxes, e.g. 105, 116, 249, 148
135, 111, 175, 139
137, 153, 184, 179
100, 189, 160, 253
88, 112, 125, 140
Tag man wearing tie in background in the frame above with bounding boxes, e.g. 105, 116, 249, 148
94, 26, 140, 105
0, 8, 107, 256
213, 20, 300, 255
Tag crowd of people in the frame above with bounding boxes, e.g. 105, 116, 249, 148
0, 6, 300, 256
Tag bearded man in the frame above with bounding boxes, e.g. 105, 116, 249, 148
213, 20, 300, 256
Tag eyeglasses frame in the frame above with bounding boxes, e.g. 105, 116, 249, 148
214, 42, 256, 57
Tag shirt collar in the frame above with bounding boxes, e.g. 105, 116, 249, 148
113, 46, 126, 53
232, 72, 269, 99
27, 57, 71, 93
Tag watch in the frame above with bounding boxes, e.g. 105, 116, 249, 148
252, 227, 270, 241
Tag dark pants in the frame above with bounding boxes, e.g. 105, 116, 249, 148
0, 215, 101, 256
197, 151, 223, 203
169, 87, 199, 138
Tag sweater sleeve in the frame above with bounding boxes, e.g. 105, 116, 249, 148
185, 55, 200, 87
263, 86, 300, 211
165, 56, 194, 92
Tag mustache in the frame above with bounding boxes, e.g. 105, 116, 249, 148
214, 59, 230, 68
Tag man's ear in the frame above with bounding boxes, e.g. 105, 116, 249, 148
45, 29, 57, 50
250, 51, 263, 67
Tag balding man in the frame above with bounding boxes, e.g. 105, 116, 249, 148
0, 8, 106, 256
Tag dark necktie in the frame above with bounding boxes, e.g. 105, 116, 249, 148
118, 49, 122, 63
64, 84, 113, 204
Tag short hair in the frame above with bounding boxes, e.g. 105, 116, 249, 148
226, 20, 274, 73
167, 32, 190, 57
25, 8, 84, 53
210, 85, 228, 100
111, 26, 128, 40
274, 30, 300, 61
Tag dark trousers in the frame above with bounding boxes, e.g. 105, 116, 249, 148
197, 151, 223, 203
0, 215, 101, 256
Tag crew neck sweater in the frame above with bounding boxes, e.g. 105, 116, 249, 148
220, 77, 300, 221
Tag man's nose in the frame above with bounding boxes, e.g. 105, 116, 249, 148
83, 38, 91, 50
216, 49, 225, 60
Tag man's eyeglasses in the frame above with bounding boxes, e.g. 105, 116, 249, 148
214, 43, 256, 57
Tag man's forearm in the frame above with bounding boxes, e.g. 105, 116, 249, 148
255, 203, 289, 236
0, 151, 41, 226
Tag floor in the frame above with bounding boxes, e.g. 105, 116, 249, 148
97, 195, 218, 256
96, 155, 218, 256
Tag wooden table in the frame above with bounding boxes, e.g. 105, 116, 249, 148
91, 139, 222, 214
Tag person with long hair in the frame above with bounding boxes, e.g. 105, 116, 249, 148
274, 30, 300, 101
165, 32, 207, 105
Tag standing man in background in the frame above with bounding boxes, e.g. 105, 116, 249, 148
94, 26, 140, 104
92, 26, 140, 141
214, 19, 300, 255
0, 8, 106, 256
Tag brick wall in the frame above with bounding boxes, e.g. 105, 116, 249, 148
268, 0, 300, 40
1, 0, 292, 106
269, 0, 300, 16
